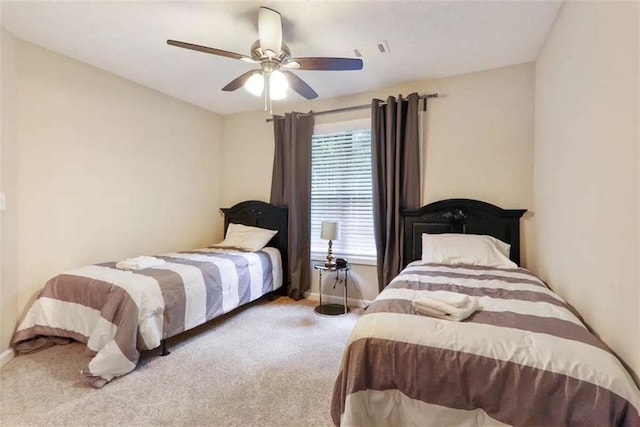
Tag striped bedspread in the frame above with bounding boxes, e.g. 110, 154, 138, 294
12, 247, 282, 388
331, 262, 640, 426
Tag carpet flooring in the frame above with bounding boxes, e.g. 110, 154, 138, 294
0, 297, 362, 426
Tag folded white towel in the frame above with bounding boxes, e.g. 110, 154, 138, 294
413, 294, 479, 322
421, 290, 471, 308
116, 256, 165, 270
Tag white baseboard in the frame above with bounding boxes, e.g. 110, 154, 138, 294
0, 348, 15, 368
304, 292, 372, 308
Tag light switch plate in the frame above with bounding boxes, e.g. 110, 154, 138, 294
0, 193, 5, 211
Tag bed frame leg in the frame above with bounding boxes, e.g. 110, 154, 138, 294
160, 339, 170, 356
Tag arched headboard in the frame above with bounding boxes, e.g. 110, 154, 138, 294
402, 199, 527, 267
220, 200, 288, 295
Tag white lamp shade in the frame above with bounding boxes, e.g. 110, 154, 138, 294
321, 221, 339, 241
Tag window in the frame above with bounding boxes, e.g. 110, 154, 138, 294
310, 119, 376, 262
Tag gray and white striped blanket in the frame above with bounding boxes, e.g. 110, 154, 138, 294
12, 247, 282, 388
331, 262, 640, 426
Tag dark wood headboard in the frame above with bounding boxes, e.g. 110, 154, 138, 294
402, 199, 527, 267
220, 200, 288, 295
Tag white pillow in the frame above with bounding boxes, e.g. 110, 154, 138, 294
214, 223, 278, 252
421, 233, 517, 268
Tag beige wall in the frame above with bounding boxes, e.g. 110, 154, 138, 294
0, 36, 223, 353
222, 62, 535, 301
534, 1, 639, 379
1, 29, 19, 357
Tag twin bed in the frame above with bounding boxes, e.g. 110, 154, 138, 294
331, 199, 640, 426
12, 200, 288, 388
11, 197, 640, 425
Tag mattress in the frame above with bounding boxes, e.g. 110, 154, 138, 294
12, 247, 282, 388
331, 262, 640, 426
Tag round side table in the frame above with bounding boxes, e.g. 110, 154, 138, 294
313, 263, 350, 316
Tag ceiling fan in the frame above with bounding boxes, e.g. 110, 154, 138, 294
167, 6, 364, 112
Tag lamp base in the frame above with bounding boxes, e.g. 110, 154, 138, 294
325, 239, 335, 269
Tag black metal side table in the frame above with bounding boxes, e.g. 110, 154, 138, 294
313, 263, 350, 316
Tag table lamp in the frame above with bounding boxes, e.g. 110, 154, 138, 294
321, 221, 339, 268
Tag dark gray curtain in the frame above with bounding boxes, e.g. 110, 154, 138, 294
371, 93, 421, 291
270, 112, 314, 299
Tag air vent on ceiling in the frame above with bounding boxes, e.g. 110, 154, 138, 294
352, 40, 390, 58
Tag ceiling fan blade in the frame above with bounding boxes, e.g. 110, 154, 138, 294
258, 7, 282, 57
167, 40, 255, 62
222, 70, 261, 92
287, 57, 363, 71
282, 71, 318, 99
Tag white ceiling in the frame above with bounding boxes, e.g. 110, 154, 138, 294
1, 1, 562, 115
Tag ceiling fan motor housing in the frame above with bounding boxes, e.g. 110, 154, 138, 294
250, 40, 292, 65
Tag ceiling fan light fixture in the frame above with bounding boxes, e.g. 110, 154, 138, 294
244, 73, 264, 96
269, 70, 289, 100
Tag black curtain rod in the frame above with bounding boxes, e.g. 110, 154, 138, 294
265, 93, 438, 123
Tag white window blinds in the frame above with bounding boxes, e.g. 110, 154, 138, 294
310, 119, 376, 260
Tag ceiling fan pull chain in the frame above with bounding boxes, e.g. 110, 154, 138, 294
265, 70, 271, 113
